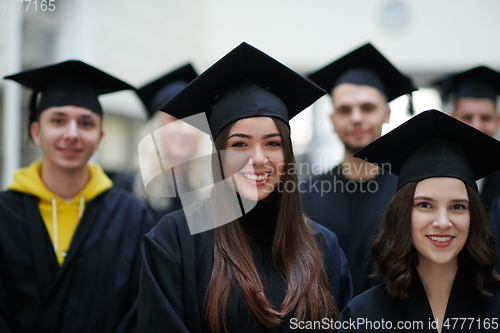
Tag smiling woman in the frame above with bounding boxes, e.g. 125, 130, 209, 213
137, 42, 353, 333
222, 117, 285, 201
338, 110, 500, 333
411, 177, 470, 267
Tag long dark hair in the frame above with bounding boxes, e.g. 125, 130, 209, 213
372, 181, 500, 299
205, 117, 337, 332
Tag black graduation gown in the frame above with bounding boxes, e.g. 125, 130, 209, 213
301, 166, 397, 296
138, 199, 353, 332
488, 197, 500, 270
480, 170, 500, 218
339, 270, 500, 333
112, 171, 136, 193
112, 171, 184, 223
0, 188, 154, 333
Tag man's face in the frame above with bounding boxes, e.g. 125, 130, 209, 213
331, 83, 391, 153
453, 98, 499, 137
30, 105, 104, 172
156, 113, 202, 162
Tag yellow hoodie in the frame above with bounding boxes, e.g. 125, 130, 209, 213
8, 160, 112, 265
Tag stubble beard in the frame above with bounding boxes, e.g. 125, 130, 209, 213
343, 142, 364, 155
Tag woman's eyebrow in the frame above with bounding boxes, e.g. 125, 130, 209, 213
413, 196, 469, 203
413, 196, 435, 201
228, 133, 251, 139
228, 133, 281, 139
263, 133, 281, 139
451, 199, 469, 203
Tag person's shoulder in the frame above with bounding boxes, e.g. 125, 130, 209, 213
103, 186, 146, 207
307, 165, 341, 182
151, 209, 189, 234
343, 284, 391, 316
483, 287, 500, 309
145, 210, 185, 248
147, 201, 208, 245
98, 187, 156, 229
145, 201, 214, 262
486, 169, 500, 181
0, 191, 37, 226
0, 190, 29, 210
308, 219, 345, 256
0, 189, 25, 201
309, 219, 340, 243
300, 166, 342, 201
349, 284, 388, 302
374, 169, 398, 185
491, 196, 500, 211
111, 171, 136, 192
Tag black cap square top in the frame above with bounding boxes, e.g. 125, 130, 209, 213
158, 42, 326, 139
137, 63, 198, 119
4, 60, 133, 124
308, 43, 417, 102
354, 109, 500, 191
433, 66, 500, 104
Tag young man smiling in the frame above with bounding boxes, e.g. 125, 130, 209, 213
434, 66, 500, 215
302, 43, 417, 296
0, 60, 153, 333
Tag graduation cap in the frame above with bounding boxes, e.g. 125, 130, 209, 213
308, 43, 417, 114
433, 66, 500, 104
4, 60, 134, 124
159, 42, 326, 139
137, 63, 198, 119
354, 109, 500, 191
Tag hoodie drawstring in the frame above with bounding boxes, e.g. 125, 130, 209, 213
79, 195, 85, 218
51, 195, 85, 256
51, 197, 58, 254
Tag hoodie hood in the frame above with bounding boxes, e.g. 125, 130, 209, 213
8, 160, 113, 265
8, 160, 112, 202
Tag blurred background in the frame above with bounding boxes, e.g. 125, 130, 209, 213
1, 0, 500, 188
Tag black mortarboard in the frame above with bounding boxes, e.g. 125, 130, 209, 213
137, 63, 198, 119
308, 43, 417, 114
159, 42, 326, 139
354, 109, 500, 191
4, 60, 134, 124
433, 66, 500, 104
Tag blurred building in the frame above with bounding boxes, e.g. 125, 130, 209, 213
1, 0, 500, 187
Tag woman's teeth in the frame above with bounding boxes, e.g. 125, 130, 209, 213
242, 173, 269, 181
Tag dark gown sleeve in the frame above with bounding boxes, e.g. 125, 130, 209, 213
310, 221, 353, 311
490, 197, 500, 271
338, 306, 354, 333
337, 272, 500, 333
138, 233, 190, 332
0, 260, 13, 333
337, 286, 396, 333
0, 192, 22, 333
116, 199, 155, 333
138, 209, 206, 333
112, 172, 136, 193
0, 188, 154, 333
139, 210, 354, 332
481, 170, 500, 217
336, 245, 354, 311
337, 291, 374, 333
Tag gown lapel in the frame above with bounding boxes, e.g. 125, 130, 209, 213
24, 195, 59, 302
25, 193, 104, 306
406, 270, 482, 332
402, 273, 438, 333
47, 195, 102, 294
442, 270, 482, 332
